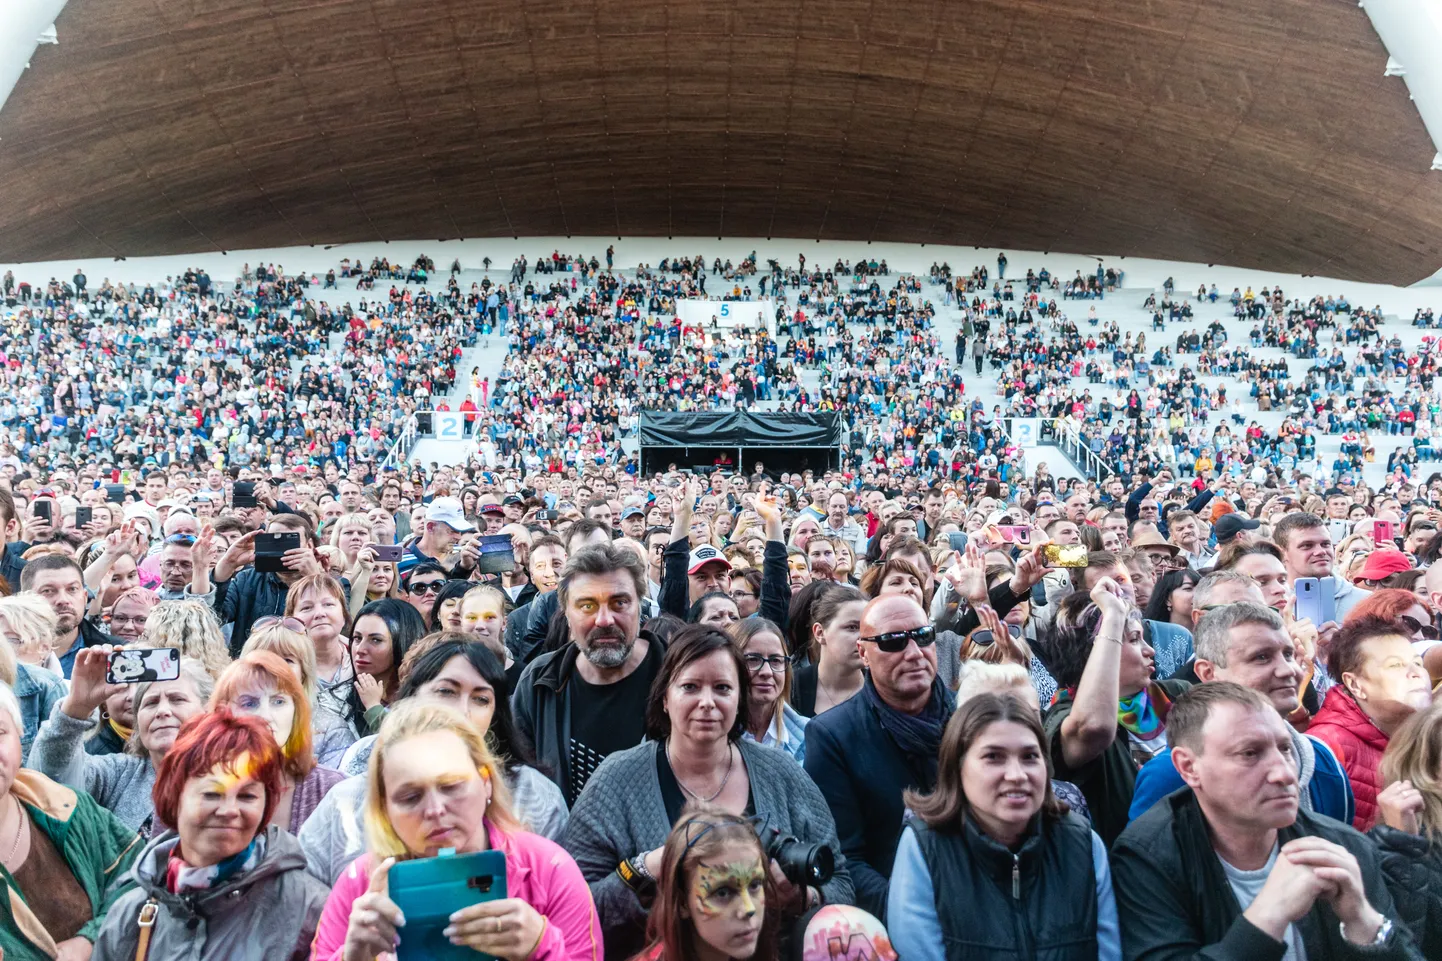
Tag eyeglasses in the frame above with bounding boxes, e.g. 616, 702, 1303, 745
743, 653, 788, 674
860, 624, 937, 653
968, 624, 1024, 647
252, 615, 306, 633
409, 580, 445, 596
1400, 614, 1439, 640
106, 614, 149, 628
730, 589, 757, 601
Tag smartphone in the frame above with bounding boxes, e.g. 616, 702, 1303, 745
947, 531, 968, 553
33, 500, 51, 522
370, 543, 403, 563
253, 531, 300, 573
75, 506, 93, 528
537, 509, 559, 521
1042, 543, 1089, 568
1372, 520, 1396, 543
389, 850, 507, 961
232, 481, 257, 509
1294, 576, 1337, 626
1326, 519, 1349, 542
475, 534, 516, 575
997, 525, 1031, 545
106, 648, 181, 684
105, 484, 126, 504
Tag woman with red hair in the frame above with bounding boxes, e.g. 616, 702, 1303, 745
1344, 587, 1436, 640
89, 710, 330, 960
209, 651, 345, 833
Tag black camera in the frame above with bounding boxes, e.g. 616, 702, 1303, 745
758, 824, 834, 888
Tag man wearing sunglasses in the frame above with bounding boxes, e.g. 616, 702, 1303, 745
804, 594, 952, 919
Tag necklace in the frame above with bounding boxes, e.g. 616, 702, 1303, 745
669, 743, 734, 803
2, 795, 24, 867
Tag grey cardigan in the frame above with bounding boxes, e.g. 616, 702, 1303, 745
562, 738, 853, 957
29, 701, 156, 831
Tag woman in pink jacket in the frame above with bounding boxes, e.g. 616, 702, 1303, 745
311, 701, 600, 961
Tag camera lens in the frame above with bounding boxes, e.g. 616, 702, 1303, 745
766, 833, 835, 887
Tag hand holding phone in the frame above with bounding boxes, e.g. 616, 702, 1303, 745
370, 544, 403, 563
107, 648, 181, 684
1042, 544, 1088, 568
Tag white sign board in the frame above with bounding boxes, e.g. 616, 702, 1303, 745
1012, 418, 1041, 447
676, 299, 774, 333
432, 411, 466, 440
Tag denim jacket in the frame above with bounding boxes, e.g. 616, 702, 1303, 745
14, 662, 67, 763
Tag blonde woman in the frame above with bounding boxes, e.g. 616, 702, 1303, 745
310, 702, 601, 960
1375, 704, 1442, 956
0, 595, 67, 760
0, 592, 64, 676
141, 598, 232, 679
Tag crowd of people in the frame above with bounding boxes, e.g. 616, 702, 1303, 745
0, 248, 1440, 961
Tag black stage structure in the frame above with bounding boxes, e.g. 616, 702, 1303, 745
637, 411, 842, 476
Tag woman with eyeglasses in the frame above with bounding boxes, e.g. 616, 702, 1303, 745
563, 625, 851, 959
728, 569, 762, 619
102, 586, 157, 644
730, 617, 807, 764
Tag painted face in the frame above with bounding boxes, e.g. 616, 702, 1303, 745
687, 842, 766, 960
382, 730, 493, 857
177, 759, 266, 867
229, 683, 297, 749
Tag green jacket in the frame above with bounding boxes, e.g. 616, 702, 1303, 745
0, 769, 141, 960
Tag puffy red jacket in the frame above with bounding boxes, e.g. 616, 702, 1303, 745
1307, 689, 1388, 829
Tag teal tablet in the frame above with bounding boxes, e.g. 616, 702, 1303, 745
389, 849, 508, 961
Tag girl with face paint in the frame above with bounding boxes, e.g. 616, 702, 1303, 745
634, 804, 777, 961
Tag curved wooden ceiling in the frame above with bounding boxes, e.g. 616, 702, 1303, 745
1, 0, 1439, 284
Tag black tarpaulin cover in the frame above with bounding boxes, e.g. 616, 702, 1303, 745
638, 411, 840, 448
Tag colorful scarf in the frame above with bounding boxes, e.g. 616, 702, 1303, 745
1117, 683, 1173, 741
165, 833, 266, 894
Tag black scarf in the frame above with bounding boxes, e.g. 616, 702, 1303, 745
862, 673, 955, 790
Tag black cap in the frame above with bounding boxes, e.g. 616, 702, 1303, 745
1215, 514, 1261, 543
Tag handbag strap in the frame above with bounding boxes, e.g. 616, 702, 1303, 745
133, 899, 158, 961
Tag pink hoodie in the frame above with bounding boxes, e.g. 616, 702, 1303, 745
310, 822, 601, 961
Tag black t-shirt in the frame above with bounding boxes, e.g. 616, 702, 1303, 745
564, 641, 663, 804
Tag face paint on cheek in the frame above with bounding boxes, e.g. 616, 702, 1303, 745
692, 860, 767, 919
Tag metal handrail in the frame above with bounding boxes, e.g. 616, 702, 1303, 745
1002, 415, 1118, 482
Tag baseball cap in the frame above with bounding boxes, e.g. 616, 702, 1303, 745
502, 495, 524, 506
1214, 514, 1261, 544
424, 497, 476, 532
479, 503, 507, 517
621, 506, 646, 520
687, 545, 732, 575
1358, 550, 1412, 581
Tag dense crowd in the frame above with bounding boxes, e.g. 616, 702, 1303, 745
0, 250, 1440, 961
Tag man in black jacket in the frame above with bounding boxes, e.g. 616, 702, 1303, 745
805, 594, 954, 920
1113, 682, 1420, 961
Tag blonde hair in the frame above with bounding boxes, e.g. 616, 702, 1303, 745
364, 701, 521, 859
1380, 701, 1442, 842
242, 623, 318, 703
142, 600, 232, 679
0, 594, 58, 668
331, 512, 372, 545
954, 661, 1036, 708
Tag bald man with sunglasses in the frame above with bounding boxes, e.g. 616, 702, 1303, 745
804, 594, 955, 919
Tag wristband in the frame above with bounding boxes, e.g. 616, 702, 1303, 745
617, 856, 651, 893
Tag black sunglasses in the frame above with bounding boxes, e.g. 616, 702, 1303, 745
860, 624, 936, 653
969, 623, 1024, 648
1399, 614, 1439, 640
408, 580, 445, 596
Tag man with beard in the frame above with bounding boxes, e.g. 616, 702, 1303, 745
20, 554, 117, 677
512, 542, 662, 804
